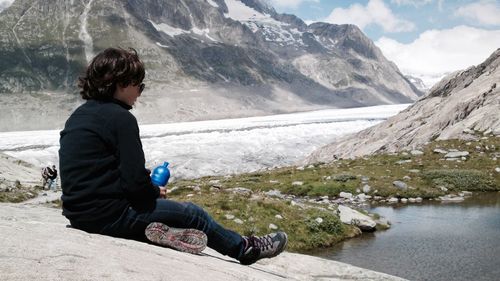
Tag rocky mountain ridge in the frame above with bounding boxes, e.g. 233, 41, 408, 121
307, 48, 500, 161
0, 0, 421, 131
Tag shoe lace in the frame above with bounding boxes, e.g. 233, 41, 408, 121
251, 235, 273, 251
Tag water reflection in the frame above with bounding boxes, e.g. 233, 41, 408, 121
315, 192, 500, 281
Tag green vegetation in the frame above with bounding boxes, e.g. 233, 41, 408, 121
0, 180, 39, 203
167, 190, 355, 251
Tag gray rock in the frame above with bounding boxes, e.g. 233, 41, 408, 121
495, 167, 500, 173
225, 187, 252, 196
292, 181, 303, 186
275, 214, 283, 220
269, 223, 278, 230
362, 184, 371, 193
445, 151, 469, 158
433, 148, 448, 154
339, 192, 353, 199
408, 169, 421, 173
338, 205, 377, 232
393, 181, 408, 190
438, 186, 448, 192
265, 189, 284, 198
410, 150, 424, 156
401, 198, 408, 203
439, 195, 464, 202
315, 217, 323, 224
233, 219, 244, 225
224, 214, 235, 220
396, 160, 412, 165
388, 197, 399, 203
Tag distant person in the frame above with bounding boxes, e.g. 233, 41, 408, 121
58, 47, 287, 265
41, 167, 49, 189
47, 165, 58, 191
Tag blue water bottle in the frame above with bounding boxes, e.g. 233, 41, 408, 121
151, 162, 170, 187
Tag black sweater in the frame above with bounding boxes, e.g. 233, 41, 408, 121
59, 99, 160, 225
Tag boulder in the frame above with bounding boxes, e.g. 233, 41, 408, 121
338, 205, 377, 232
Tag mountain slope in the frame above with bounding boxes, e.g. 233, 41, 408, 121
0, 0, 421, 131
307, 48, 500, 161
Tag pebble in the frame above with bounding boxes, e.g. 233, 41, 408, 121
225, 214, 235, 220
234, 219, 244, 224
292, 181, 303, 186
388, 198, 399, 203
315, 217, 323, 224
401, 198, 408, 203
362, 184, 371, 193
275, 214, 283, 220
269, 223, 278, 230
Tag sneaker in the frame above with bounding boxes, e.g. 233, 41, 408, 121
145, 222, 207, 254
238, 232, 288, 265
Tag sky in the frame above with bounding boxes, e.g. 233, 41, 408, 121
269, 0, 500, 87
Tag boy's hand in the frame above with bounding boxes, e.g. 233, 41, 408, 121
159, 187, 167, 199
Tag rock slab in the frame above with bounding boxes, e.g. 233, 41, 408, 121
0, 203, 405, 281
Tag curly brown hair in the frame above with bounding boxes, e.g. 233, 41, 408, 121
78, 48, 145, 100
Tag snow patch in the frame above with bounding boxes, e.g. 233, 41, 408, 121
149, 20, 218, 42
206, 0, 218, 8
149, 20, 186, 36
156, 42, 169, 48
0, 0, 15, 13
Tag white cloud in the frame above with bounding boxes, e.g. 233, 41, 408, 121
269, 0, 319, 9
454, 0, 500, 26
391, 0, 433, 6
324, 0, 415, 32
375, 25, 500, 87
0, 0, 15, 13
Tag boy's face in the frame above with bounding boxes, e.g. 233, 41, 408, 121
114, 83, 143, 106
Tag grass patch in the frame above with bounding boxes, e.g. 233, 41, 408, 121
0, 180, 40, 203
422, 169, 495, 191
167, 188, 350, 252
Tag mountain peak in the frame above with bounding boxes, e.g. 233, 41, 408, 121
0, 0, 421, 131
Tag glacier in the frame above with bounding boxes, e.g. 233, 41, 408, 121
0, 104, 409, 180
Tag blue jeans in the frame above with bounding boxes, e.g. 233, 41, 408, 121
98, 199, 245, 259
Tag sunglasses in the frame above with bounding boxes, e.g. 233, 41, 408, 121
139, 83, 145, 93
